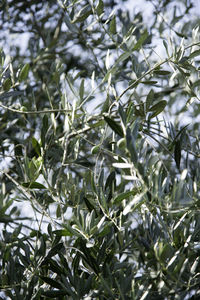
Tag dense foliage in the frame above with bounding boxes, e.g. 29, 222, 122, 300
0, 0, 200, 299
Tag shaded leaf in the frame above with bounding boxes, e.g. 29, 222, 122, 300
22, 182, 46, 189
149, 100, 167, 118
141, 80, 158, 85
0, 90, 23, 100
146, 89, 154, 111
105, 171, 115, 190
41, 115, 49, 148
174, 139, 181, 169
32, 137, 41, 156
104, 116, 124, 137
132, 29, 148, 51
118, 103, 126, 125
175, 31, 188, 38
40, 276, 63, 289
114, 190, 139, 204
41, 289, 68, 297
79, 78, 85, 102
154, 70, 171, 75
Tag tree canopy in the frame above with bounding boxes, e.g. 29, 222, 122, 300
0, 0, 200, 299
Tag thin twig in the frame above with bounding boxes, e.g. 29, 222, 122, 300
0, 102, 71, 114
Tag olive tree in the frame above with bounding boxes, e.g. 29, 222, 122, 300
0, 0, 200, 299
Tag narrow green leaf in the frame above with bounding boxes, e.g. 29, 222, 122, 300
176, 65, 190, 77
126, 127, 138, 164
191, 79, 200, 89
114, 190, 138, 204
163, 40, 169, 56
105, 171, 115, 190
64, 15, 78, 33
52, 71, 60, 84
118, 103, 126, 125
45, 243, 64, 260
103, 52, 130, 83
88, 120, 104, 129
19, 63, 30, 82
115, 51, 131, 65
123, 192, 144, 215
0, 48, 5, 67
174, 139, 181, 169
134, 104, 145, 117
132, 29, 148, 51
96, 0, 104, 16
159, 243, 175, 262
141, 80, 158, 85
83, 197, 96, 213
146, 89, 154, 111
110, 16, 116, 34
128, 79, 139, 89
56, 204, 61, 218
41, 115, 49, 148
0, 199, 13, 215
40, 276, 63, 289
22, 182, 46, 189
71, 6, 92, 23
149, 100, 167, 118
104, 116, 124, 137
175, 31, 187, 38
0, 91, 23, 100
2, 78, 12, 92
42, 289, 68, 297
173, 124, 189, 143
32, 137, 41, 156
99, 224, 111, 237
189, 49, 200, 59
53, 229, 73, 237
91, 145, 100, 154
154, 70, 171, 75
37, 236, 46, 257
98, 168, 104, 187
79, 78, 85, 102
47, 223, 53, 239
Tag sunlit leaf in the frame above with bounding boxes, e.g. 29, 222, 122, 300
110, 16, 116, 34
71, 5, 92, 23
96, 0, 104, 16
2, 78, 12, 91
19, 63, 30, 82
